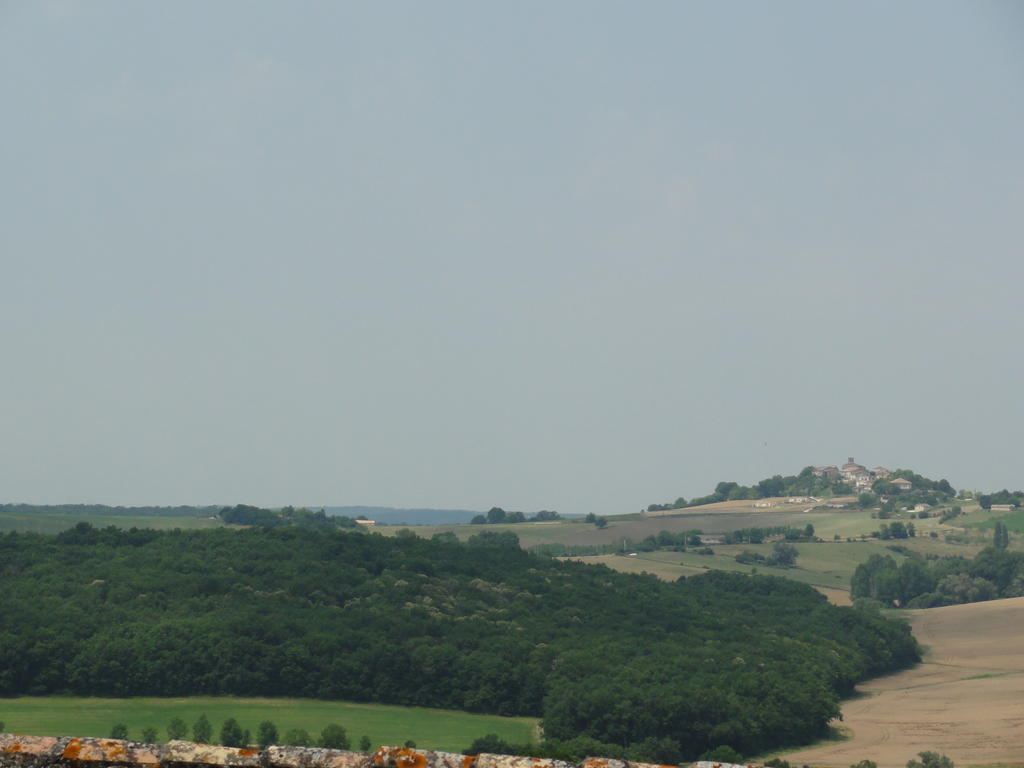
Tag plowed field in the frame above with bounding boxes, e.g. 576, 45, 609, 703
782, 596, 1024, 767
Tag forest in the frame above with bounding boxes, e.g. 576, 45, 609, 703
0, 525, 918, 761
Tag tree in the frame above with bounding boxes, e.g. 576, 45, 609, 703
595, 517, 608, 529
486, 507, 507, 524
850, 761, 877, 768
283, 729, 311, 747
359, 735, 372, 752
220, 718, 244, 747
319, 724, 350, 749
993, 522, 1009, 549
804, 523, 815, 538
257, 721, 279, 748
905, 751, 954, 768
888, 521, 908, 539
470, 515, 487, 525
767, 541, 798, 567
699, 745, 743, 763
167, 718, 189, 741
110, 724, 128, 740
193, 714, 213, 744
141, 727, 158, 744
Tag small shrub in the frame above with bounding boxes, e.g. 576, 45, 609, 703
141, 727, 158, 744
220, 718, 244, 748
319, 724, 350, 750
283, 729, 312, 747
110, 724, 128, 740
698, 745, 743, 763
257, 721, 279, 748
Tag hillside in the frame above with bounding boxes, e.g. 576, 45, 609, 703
0, 525, 917, 762
782, 596, 1024, 767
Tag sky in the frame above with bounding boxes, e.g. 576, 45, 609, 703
2, 1, 1022, 515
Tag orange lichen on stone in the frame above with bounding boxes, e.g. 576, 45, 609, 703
266, 746, 371, 768
580, 759, 626, 768
162, 741, 262, 767
475, 754, 574, 768
0, 735, 65, 760
61, 738, 136, 764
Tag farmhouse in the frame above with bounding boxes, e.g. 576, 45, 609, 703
891, 477, 913, 492
991, 504, 1016, 512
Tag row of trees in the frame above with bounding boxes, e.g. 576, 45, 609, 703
106, 717, 359, 749
219, 505, 360, 530
647, 468, 852, 511
470, 507, 560, 525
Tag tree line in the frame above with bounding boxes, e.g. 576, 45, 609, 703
0, 524, 918, 761
219, 504, 360, 530
647, 467, 852, 511
851, 542, 1024, 608
469, 507, 560, 524
105, 716, 361, 750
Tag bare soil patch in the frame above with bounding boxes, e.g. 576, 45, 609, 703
782, 596, 1024, 768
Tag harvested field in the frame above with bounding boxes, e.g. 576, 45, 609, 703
782, 596, 1024, 768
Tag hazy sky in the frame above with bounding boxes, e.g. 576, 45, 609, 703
3, 2, 1022, 515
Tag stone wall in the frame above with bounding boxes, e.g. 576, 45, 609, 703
0, 735, 763, 768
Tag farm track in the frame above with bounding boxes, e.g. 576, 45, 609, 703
781, 596, 1024, 768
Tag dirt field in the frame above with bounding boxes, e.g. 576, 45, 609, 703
782, 596, 1024, 768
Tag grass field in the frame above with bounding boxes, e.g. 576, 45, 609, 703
0, 697, 537, 753
973, 508, 1024, 533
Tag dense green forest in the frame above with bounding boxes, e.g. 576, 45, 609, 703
0, 525, 917, 761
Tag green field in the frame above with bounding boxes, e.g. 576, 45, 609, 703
0, 697, 537, 753
973, 508, 1024, 533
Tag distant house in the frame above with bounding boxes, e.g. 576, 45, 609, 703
826, 502, 848, 509
991, 504, 1016, 512
355, 519, 376, 527
872, 466, 892, 479
698, 534, 724, 545
891, 478, 913, 492
852, 471, 874, 491
813, 465, 839, 481
788, 496, 814, 503
753, 501, 775, 508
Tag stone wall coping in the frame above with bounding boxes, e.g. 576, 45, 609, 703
0, 735, 773, 768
